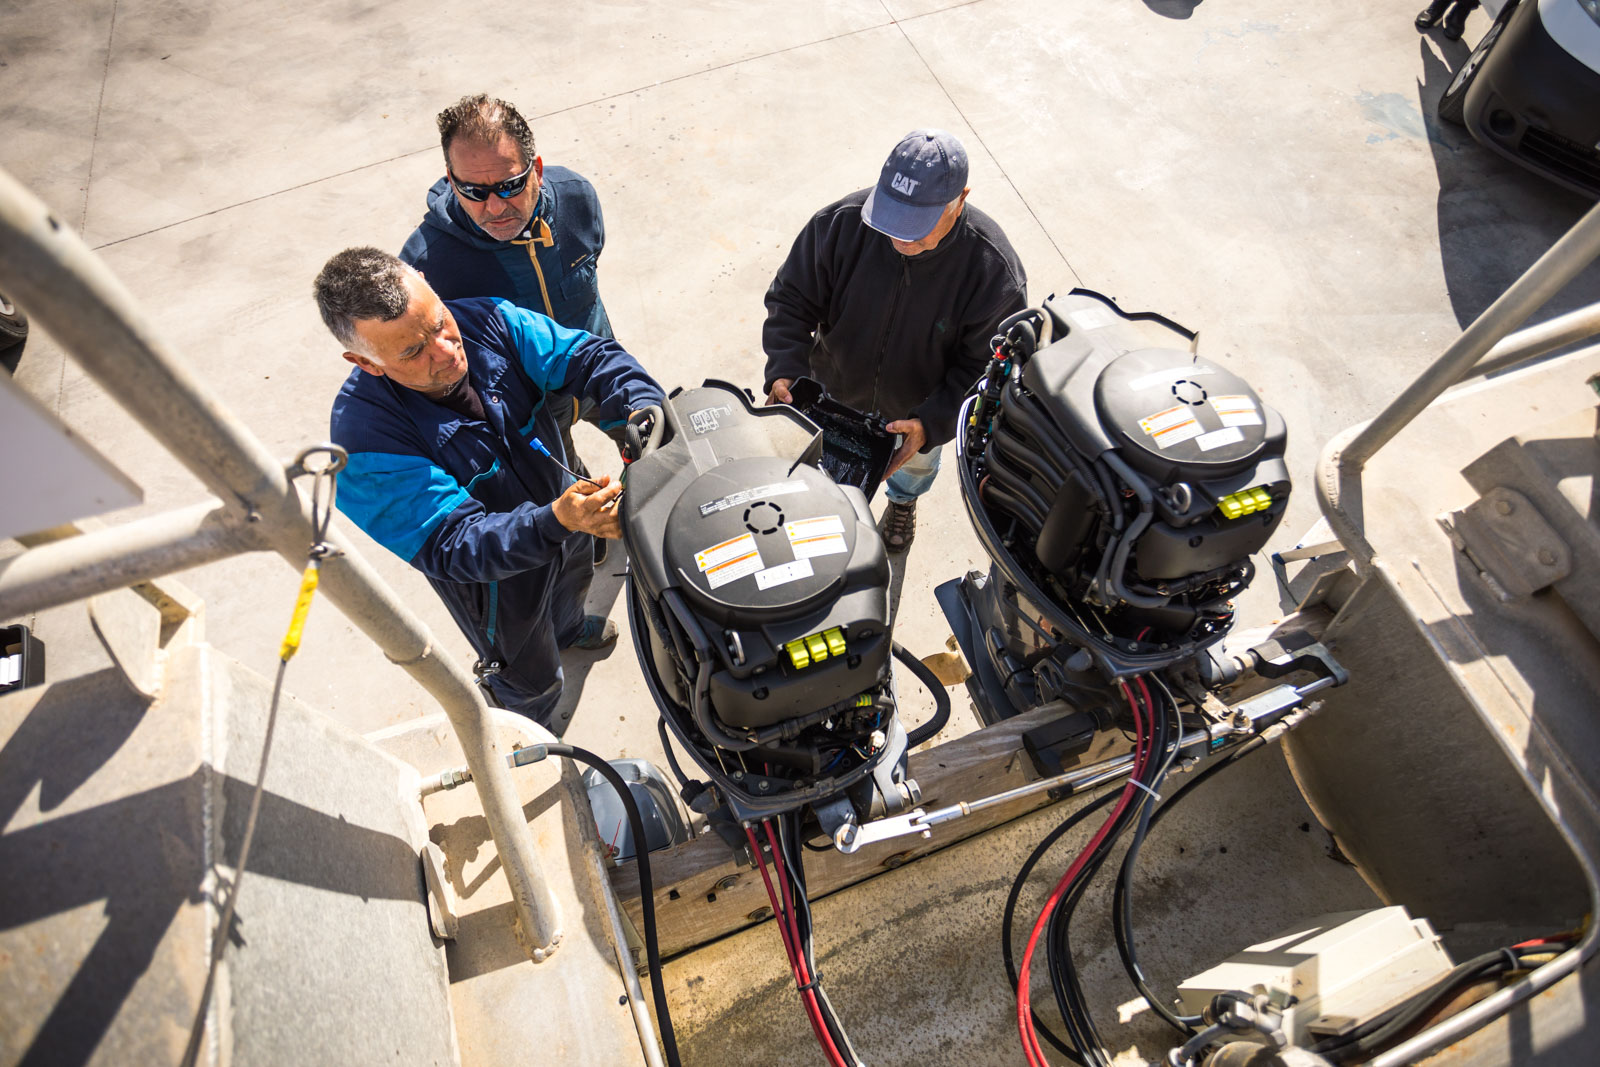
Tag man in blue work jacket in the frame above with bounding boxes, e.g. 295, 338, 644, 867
315, 247, 664, 732
399, 94, 615, 560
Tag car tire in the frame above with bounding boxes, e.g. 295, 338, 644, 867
1438, 1, 1516, 125
0, 293, 27, 348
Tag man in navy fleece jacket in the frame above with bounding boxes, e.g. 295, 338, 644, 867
316, 247, 663, 732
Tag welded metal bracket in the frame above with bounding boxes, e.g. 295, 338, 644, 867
1438, 486, 1571, 601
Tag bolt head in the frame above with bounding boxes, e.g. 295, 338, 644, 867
1539, 548, 1558, 566
1496, 498, 1514, 515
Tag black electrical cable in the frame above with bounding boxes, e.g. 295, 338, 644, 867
542, 744, 682, 1067
1111, 732, 1273, 1037
780, 813, 864, 1066
1044, 684, 1171, 1065
1313, 945, 1551, 1063
1003, 787, 1122, 1063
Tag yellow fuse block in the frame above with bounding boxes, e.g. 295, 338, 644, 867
1250, 487, 1273, 510
1219, 494, 1247, 520
786, 639, 811, 669
805, 633, 829, 663
824, 628, 847, 657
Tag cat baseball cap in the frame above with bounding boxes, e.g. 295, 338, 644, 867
861, 129, 969, 242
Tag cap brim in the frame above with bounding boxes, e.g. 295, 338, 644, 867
862, 186, 943, 242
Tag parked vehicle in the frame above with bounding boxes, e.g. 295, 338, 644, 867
1440, 0, 1600, 197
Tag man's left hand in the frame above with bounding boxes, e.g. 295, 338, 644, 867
885, 418, 927, 477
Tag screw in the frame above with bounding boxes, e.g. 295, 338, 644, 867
1538, 548, 1558, 566
715, 875, 739, 891
1496, 498, 1514, 516
747, 906, 773, 922
757, 780, 770, 792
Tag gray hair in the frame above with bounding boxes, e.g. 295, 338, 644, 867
313, 247, 412, 349
437, 93, 536, 169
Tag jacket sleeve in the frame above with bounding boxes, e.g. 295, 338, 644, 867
493, 300, 665, 431
910, 255, 1028, 448
336, 447, 576, 583
761, 211, 832, 392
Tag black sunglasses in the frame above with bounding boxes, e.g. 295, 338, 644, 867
449, 161, 535, 202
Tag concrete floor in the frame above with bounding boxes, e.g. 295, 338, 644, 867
4, 0, 1598, 1063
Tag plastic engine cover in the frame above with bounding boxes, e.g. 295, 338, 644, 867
624, 381, 892, 731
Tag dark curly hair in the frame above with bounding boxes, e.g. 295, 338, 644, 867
437, 93, 536, 168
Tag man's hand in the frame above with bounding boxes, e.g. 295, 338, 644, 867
884, 418, 927, 477
552, 474, 624, 539
766, 378, 795, 405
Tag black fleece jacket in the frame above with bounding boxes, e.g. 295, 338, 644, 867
761, 189, 1026, 448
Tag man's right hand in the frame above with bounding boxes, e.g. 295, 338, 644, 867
766, 378, 794, 405
552, 474, 624, 539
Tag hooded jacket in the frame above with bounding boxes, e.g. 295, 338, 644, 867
400, 168, 614, 338
761, 189, 1026, 448
331, 298, 662, 692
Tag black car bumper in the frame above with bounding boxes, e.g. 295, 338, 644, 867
1464, 2, 1600, 197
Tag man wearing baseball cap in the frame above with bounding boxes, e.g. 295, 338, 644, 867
762, 129, 1026, 552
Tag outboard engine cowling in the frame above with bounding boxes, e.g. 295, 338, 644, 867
621, 380, 922, 829
944, 289, 1289, 723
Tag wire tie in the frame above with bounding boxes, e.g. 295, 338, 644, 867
795, 973, 824, 993
1128, 778, 1162, 803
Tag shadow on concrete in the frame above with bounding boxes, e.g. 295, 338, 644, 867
0, 690, 423, 1067
1416, 37, 1600, 332
549, 541, 632, 735
1142, 0, 1203, 18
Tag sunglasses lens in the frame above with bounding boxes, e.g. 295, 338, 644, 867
492, 175, 528, 199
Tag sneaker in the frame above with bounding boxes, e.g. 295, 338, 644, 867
1414, 0, 1449, 31
878, 499, 917, 554
593, 535, 608, 566
568, 614, 618, 651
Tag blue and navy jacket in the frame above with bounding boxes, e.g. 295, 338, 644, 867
330, 298, 663, 686
399, 167, 614, 338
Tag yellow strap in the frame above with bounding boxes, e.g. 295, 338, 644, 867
279, 562, 321, 661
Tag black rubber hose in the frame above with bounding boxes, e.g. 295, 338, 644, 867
656, 718, 691, 788
893, 641, 951, 747
544, 743, 682, 1067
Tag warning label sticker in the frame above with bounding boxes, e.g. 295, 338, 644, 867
755, 558, 815, 590
698, 480, 808, 516
1210, 394, 1262, 428
1196, 426, 1246, 452
695, 533, 764, 589
1137, 405, 1204, 449
785, 515, 848, 560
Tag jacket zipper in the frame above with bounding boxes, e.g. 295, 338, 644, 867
868, 257, 912, 413
514, 217, 556, 316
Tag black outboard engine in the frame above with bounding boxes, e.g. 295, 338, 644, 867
941, 289, 1290, 723
620, 380, 926, 832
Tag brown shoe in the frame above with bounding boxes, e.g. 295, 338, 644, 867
879, 499, 917, 553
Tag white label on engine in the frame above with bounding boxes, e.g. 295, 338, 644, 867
755, 558, 814, 590
786, 515, 848, 559
1138, 404, 1203, 448
687, 404, 732, 435
1210, 394, 1262, 428
695, 533, 764, 589
1196, 426, 1246, 452
698, 480, 809, 516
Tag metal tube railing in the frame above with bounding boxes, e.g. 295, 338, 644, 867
0, 500, 257, 614
0, 166, 564, 959
1461, 299, 1600, 382
1341, 199, 1600, 473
